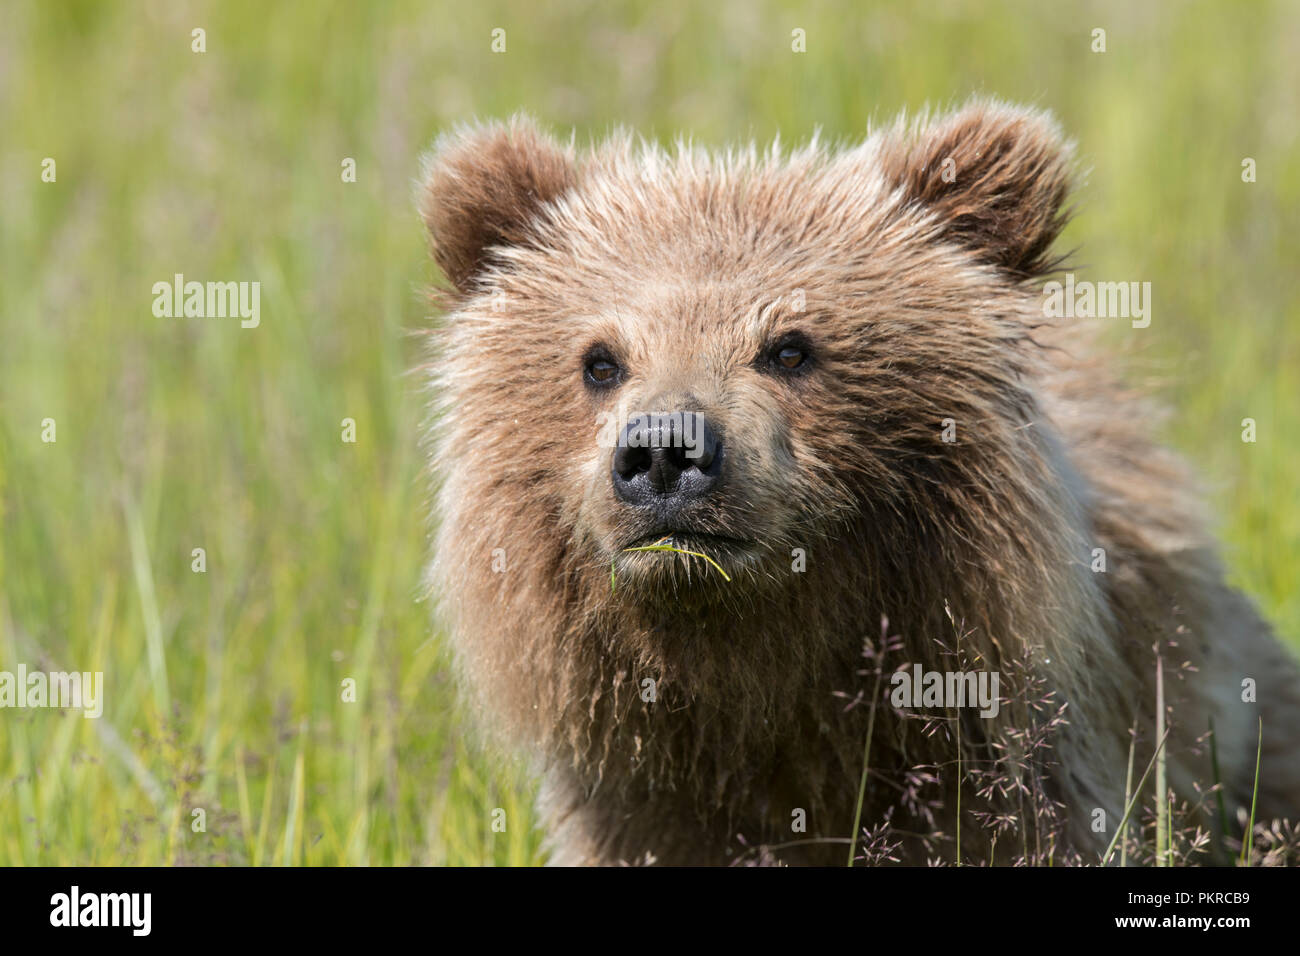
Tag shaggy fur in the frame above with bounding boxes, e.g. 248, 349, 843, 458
418, 99, 1300, 865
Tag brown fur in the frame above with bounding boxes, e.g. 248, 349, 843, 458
418, 99, 1300, 865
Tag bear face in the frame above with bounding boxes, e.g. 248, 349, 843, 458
421, 102, 1082, 613
419, 101, 1300, 865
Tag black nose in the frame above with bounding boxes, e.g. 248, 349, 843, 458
611, 411, 722, 509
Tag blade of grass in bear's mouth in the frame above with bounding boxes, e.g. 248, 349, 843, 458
621, 535, 733, 582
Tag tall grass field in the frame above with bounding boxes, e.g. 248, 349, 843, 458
1, 0, 1297, 865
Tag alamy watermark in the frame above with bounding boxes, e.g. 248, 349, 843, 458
152, 273, 260, 328
596, 407, 706, 458
890, 664, 1001, 718
0, 665, 103, 718
1042, 273, 1151, 329
50, 886, 150, 935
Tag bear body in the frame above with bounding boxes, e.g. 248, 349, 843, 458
419, 101, 1300, 865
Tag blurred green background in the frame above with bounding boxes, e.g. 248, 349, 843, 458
1, 0, 1296, 865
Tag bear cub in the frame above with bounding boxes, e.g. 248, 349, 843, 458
419, 100, 1300, 865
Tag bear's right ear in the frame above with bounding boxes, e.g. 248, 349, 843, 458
419, 116, 577, 295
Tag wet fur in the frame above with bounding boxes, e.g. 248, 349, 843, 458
418, 99, 1300, 865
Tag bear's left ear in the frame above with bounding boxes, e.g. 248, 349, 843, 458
419, 115, 577, 296
878, 100, 1075, 279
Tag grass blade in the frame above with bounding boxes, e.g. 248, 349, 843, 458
124, 494, 170, 716
1101, 727, 1171, 867
847, 625, 889, 867
1240, 717, 1263, 866
1154, 650, 1167, 866
1120, 723, 1136, 867
1208, 716, 1230, 858
622, 538, 732, 582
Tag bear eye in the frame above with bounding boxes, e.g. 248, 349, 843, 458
763, 334, 812, 374
583, 350, 623, 388
776, 346, 806, 369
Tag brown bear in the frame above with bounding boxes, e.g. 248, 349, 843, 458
418, 99, 1300, 865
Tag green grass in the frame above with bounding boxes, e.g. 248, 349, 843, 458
622, 538, 733, 581
1, 0, 1298, 865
